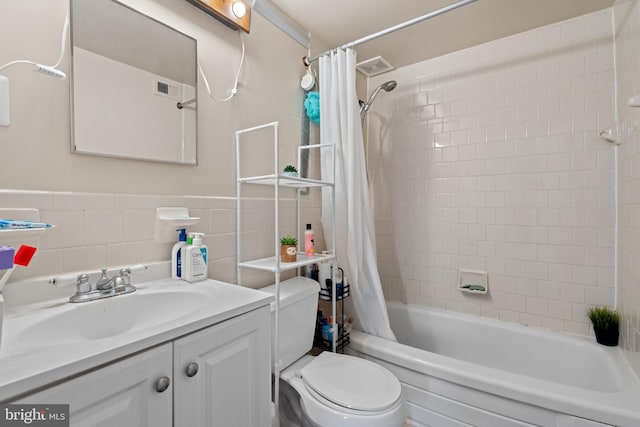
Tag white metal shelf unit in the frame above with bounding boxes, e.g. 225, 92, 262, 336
235, 121, 337, 414
237, 251, 334, 273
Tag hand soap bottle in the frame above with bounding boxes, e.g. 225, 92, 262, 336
171, 229, 187, 279
183, 232, 208, 283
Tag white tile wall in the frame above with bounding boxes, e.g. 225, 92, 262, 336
614, 0, 640, 378
0, 189, 323, 307
368, 9, 615, 337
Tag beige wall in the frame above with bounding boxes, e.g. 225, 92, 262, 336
0, 0, 306, 196
0, 0, 324, 304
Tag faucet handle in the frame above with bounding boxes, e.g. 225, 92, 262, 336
118, 264, 147, 288
50, 273, 92, 301
121, 264, 147, 279
76, 274, 91, 294
119, 268, 131, 286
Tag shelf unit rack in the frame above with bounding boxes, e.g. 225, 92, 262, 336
235, 121, 337, 412
318, 282, 351, 352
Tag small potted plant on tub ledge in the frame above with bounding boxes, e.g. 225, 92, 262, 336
280, 235, 298, 262
586, 306, 619, 346
282, 165, 298, 177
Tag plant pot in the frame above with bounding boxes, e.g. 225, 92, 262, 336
281, 245, 297, 262
593, 325, 619, 346
282, 171, 298, 177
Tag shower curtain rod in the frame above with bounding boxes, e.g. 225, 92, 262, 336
303, 0, 478, 66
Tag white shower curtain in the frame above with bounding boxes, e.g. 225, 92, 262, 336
319, 48, 396, 341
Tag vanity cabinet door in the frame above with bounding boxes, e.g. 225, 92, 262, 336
15, 343, 173, 427
173, 306, 271, 427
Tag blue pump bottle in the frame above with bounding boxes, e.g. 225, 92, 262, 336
171, 229, 187, 279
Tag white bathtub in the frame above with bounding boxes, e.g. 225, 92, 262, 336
348, 302, 640, 427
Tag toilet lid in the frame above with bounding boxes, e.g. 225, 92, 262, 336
300, 352, 401, 412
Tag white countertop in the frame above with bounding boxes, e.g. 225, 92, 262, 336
0, 278, 273, 401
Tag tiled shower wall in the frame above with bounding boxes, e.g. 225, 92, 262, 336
614, 0, 640, 377
368, 9, 616, 336
0, 189, 322, 307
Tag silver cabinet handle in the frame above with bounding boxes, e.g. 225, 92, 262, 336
185, 362, 199, 377
155, 376, 170, 393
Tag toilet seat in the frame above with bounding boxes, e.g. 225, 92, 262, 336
299, 352, 402, 413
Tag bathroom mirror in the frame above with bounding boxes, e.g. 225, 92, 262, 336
70, 0, 198, 164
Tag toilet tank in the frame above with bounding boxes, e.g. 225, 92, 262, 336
260, 277, 320, 371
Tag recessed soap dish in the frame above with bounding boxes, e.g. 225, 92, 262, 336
154, 207, 200, 243
458, 269, 488, 295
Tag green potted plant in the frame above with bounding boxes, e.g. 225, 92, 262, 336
586, 306, 619, 346
280, 235, 298, 262
282, 165, 298, 177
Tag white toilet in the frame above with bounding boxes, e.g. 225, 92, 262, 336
261, 277, 406, 427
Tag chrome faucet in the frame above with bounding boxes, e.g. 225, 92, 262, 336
95, 268, 112, 291
50, 265, 146, 303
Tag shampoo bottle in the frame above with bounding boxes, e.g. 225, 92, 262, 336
171, 229, 187, 279
305, 223, 315, 257
183, 232, 208, 283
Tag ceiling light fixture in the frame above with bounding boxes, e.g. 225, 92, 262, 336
232, 2, 247, 19
186, 0, 251, 33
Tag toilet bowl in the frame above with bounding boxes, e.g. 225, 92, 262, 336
282, 353, 405, 427
260, 277, 406, 427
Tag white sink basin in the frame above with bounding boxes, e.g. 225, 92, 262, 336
16, 290, 207, 345
0, 276, 273, 402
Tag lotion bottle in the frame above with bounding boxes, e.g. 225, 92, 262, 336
171, 229, 187, 279
304, 223, 315, 257
183, 232, 208, 283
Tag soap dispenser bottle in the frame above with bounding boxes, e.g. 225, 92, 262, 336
183, 232, 208, 283
171, 229, 187, 280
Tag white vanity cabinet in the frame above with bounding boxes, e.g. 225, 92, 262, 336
14, 306, 271, 427
16, 343, 174, 426
173, 305, 271, 427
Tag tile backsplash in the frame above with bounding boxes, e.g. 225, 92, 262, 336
368, 9, 616, 337
0, 189, 322, 307
614, 0, 640, 378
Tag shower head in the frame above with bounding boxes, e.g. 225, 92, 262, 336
360, 80, 397, 115
380, 80, 397, 92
